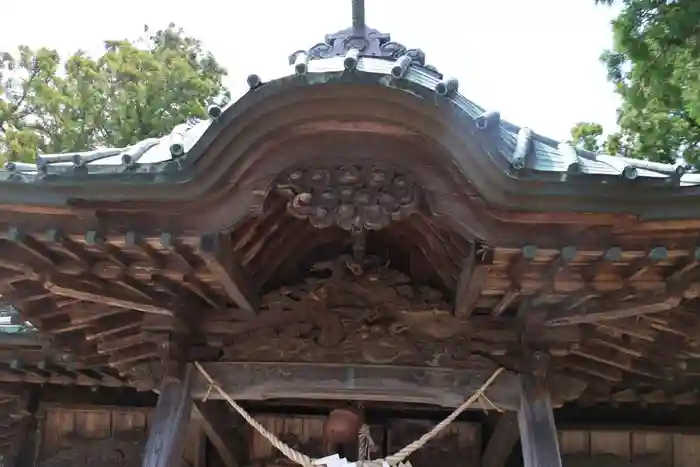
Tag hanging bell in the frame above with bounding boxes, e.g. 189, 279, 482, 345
323, 406, 362, 453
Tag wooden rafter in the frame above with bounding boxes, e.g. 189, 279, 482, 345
492, 246, 537, 317
197, 232, 257, 315
545, 294, 681, 326
44, 274, 173, 316
454, 242, 491, 318
1, 210, 700, 406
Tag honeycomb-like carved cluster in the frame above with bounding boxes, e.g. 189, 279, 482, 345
274, 165, 419, 230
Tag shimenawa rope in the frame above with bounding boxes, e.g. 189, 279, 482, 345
358, 423, 375, 462
194, 362, 504, 467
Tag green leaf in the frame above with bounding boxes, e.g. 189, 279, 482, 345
0, 25, 229, 164
575, 0, 700, 165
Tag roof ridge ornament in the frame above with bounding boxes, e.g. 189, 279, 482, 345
290, 0, 439, 74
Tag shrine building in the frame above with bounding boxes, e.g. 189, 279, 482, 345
0, 2, 699, 466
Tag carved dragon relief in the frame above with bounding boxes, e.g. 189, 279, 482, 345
210, 254, 586, 407
124, 251, 585, 405
222, 255, 472, 366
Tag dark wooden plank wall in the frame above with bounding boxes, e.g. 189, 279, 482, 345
249, 415, 481, 467
559, 429, 700, 466
20, 406, 700, 467
38, 406, 150, 467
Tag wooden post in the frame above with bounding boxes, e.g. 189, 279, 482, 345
481, 411, 519, 467
142, 364, 195, 467
13, 416, 39, 467
517, 352, 562, 467
193, 400, 242, 467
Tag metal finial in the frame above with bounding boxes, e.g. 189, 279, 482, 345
352, 0, 365, 29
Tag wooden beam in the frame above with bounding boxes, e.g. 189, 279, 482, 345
193, 427, 207, 467
193, 401, 242, 467
492, 246, 537, 317
6, 227, 57, 269
454, 242, 490, 318
191, 361, 584, 411
481, 412, 519, 467
544, 294, 681, 326
198, 233, 257, 315
142, 313, 581, 344
517, 354, 562, 467
531, 247, 576, 306
142, 364, 195, 467
45, 274, 173, 316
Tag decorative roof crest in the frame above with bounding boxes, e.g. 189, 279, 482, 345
289, 0, 439, 74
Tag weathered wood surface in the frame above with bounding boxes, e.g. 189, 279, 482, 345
0, 27, 699, 414
193, 401, 244, 467
38, 406, 148, 467
559, 428, 700, 467
481, 412, 519, 467
191, 361, 584, 411
0, 391, 34, 466
386, 419, 481, 467
9, 400, 700, 467
249, 415, 329, 463
0, 155, 700, 407
248, 414, 479, 467
518, 374, 562, 467
142, 365, 195, 467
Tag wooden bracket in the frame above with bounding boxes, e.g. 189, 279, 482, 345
198, 232, 258, 315
454, 242, 491, 318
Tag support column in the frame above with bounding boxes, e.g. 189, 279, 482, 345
14, 416, 39, 467
481, 412, 519, 467
193, 400, 244, 467
517, 352, 562, 467
8, 391, 38, 467
143, 364, 195, 467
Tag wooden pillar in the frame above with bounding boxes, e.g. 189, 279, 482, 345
143, 364, 196, 467
14, 416, 39, 467
481, 412, 519, 467
193, 400, 243, 467
517, 353, 562, 467
8, 391, 39, 467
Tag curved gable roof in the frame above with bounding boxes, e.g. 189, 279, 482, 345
1, 16, 699, 219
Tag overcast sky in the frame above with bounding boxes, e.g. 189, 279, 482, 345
0, 0, 621, 141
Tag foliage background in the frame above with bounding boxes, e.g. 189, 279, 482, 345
3, 3, 697, 168
0, 24, 229, 164
570, 0, 700, 168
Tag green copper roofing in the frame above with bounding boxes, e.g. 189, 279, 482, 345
0, 4, 699, 221
2, 59, 695, 186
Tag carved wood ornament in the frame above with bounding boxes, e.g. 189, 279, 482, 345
275, 164, 419, 231
2, 0, 700, 411
4, 4, 700, 467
